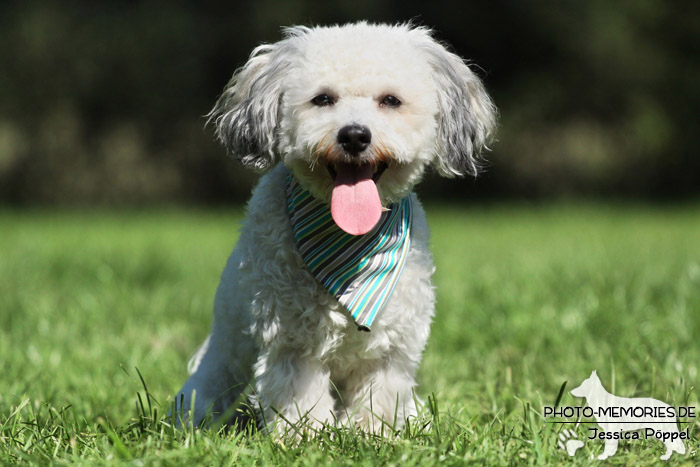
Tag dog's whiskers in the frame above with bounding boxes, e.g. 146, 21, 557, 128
311, 130, 334, 170
374, 138, 394, 165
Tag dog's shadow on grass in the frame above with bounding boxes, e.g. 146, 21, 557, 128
224, 399, 261, 434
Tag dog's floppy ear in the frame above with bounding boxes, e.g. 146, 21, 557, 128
208, 39, 296, 172
420, 33, 497, 177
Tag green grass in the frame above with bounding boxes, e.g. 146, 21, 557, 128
1, 203, 698, 465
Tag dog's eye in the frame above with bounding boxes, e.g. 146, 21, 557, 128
380, 95, 401, 108
311, 94, 335, 107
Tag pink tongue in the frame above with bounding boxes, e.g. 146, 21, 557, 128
331, 163, 381, 236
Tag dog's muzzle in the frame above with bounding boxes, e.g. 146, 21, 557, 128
325, 124, 390, 236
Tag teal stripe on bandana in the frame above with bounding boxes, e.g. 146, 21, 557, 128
286, 174, 412, 331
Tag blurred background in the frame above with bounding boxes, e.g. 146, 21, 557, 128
1, 0, 698, 205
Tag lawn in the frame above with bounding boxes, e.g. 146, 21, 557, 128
1, 204, 698, 465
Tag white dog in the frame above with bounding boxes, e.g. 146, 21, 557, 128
176, 22, 496, 435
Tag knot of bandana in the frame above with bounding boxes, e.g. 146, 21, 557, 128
286, 174, 412, 331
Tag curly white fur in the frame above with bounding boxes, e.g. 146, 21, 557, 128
176, 22, 496, 435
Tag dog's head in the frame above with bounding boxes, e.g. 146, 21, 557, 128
210, 22, 496, 234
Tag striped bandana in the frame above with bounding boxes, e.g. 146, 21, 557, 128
286, 174, 412, 331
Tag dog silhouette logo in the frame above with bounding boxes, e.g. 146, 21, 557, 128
566, 370, 687, 461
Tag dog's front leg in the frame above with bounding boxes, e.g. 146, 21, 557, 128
254, 350, 335, 437
340, 358, 420, 433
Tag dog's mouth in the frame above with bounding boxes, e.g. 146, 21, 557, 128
326, 162, 387, 184
326, 161, 388, 236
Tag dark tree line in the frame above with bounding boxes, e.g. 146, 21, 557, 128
0, 0, 697, 204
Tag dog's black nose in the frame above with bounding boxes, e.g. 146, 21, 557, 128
337, 125, 371, 156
